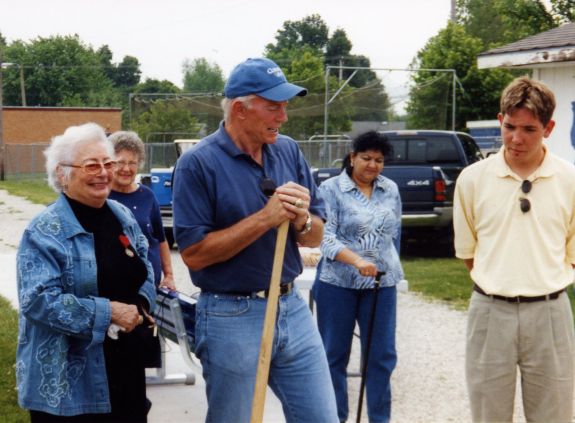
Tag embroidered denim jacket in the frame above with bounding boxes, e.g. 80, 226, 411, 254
15, 195, 156, 416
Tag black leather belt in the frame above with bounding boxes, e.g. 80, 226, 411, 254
206, 282, 294, 299
473, 283, 565, 303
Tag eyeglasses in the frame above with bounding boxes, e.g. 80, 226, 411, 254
117, 160, 139, 169
60, 160, 117, 175
519, 180, 532, 213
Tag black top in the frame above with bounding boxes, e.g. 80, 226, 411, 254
65, 195, 148, 306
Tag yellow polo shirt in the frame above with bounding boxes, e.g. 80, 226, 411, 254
454, 147, 575, 297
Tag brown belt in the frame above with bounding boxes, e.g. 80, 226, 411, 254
473, 283, 565, 303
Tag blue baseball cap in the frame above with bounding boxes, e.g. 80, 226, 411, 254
224, 58, 307, 101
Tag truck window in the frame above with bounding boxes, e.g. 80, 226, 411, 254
457, 133, 483, 164
387, 136, 458, 163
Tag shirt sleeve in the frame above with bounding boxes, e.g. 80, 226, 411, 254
453, 171, 477, 259
17, 228, 111, 345
173, 152, 214, 251
149, 192, 166, 243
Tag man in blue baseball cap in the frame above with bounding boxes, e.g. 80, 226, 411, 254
173, 58, 338, 422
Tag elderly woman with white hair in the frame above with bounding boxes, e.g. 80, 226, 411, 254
15, 122, 157, 422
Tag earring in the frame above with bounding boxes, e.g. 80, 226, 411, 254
351, 161, 354, 167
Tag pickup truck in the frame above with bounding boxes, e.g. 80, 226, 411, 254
148, 131, 483, 248
312, 130, 483, 244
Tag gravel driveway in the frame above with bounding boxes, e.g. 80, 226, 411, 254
0, 188, 533, 422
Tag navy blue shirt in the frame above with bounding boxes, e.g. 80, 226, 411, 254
109, 184, 166, 286
173, 122, 326, 293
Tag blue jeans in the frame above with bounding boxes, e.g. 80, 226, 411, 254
312, 281, 397, 423
194, 288, 339, 423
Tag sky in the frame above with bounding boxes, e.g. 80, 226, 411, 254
1, 0, 453, 112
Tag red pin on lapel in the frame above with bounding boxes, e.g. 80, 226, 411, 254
118, 234, 135, 257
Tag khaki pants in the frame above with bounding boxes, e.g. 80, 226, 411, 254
466, 291, 574, 423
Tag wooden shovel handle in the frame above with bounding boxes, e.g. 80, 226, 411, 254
250, 220, 290, 423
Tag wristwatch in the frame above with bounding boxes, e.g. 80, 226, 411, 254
299, 212, 312, 235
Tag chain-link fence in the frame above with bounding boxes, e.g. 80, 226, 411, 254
4, 137, 354, 180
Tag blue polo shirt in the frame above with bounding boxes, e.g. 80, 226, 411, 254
173, 122, 325, 293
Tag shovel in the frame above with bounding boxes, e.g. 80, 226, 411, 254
250, 179, 290, 423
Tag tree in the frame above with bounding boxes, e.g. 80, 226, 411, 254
113, 56, 141, 88
2, 35, 118, 107
406, 22, 514, 130
550, 0, 575, 22
456, 0, 554, 46
130, 100, 201, 143
266, 14, 329, 57
407, 1, 562, 130
265, 15, 391, 138
133, 78, 181, 94
182, 57, 224, 93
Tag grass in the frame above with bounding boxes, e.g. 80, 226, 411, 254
402, 255, 575, 315
0, 179, 57, 206
0, 297, 29, 423
402, 257, 473, 310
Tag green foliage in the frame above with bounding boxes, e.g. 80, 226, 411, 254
550, 0, 575, 22
264, 15, 391, 138
130, 100, 202, 143
182, 57, 225, 93
402, 257, 473, 309
266, 14, 328, 56
456, 0, 554, 47
407, 0, 561, 130
0, 296, 29, 422
133, 78, 181, 94
2, 35, 120, 107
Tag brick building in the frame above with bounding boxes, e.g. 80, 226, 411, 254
3, 106, 122, 143
2, 106, 122, 177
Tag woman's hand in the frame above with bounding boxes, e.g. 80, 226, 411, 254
159, 273, 176, 290
110, 301, 141, 333
354, 258, 378, 278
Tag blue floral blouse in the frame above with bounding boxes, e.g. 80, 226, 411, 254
318, 171, 404, 289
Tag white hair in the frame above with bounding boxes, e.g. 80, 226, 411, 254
221, 94, 256, 120
44, 122, 114, 192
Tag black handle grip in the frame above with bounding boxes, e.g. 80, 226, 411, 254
376, 271, 385, 281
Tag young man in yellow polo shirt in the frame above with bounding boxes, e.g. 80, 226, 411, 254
454, 76, 575, 423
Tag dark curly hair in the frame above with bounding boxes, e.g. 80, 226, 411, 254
342, 131, 391, 176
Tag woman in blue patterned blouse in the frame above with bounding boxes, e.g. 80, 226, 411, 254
312, 131, 404, 423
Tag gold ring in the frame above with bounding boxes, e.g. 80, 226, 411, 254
294, 199, 304, 208
138, 315, 144, 325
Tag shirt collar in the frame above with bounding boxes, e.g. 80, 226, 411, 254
494, 145, 554, 181
337, 170, 388, 192
216, 121, 277, 167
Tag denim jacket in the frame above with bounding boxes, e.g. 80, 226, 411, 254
15, 195, 156, 416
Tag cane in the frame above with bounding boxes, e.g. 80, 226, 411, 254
356, 270, 385, 423
250, 179, 290, 423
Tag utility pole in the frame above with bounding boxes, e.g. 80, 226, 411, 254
19, 65, 26, 107
450, 0, 457, 21
0, 60, 5, 181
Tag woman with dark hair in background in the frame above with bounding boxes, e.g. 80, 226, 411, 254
313, 130, 404, 423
